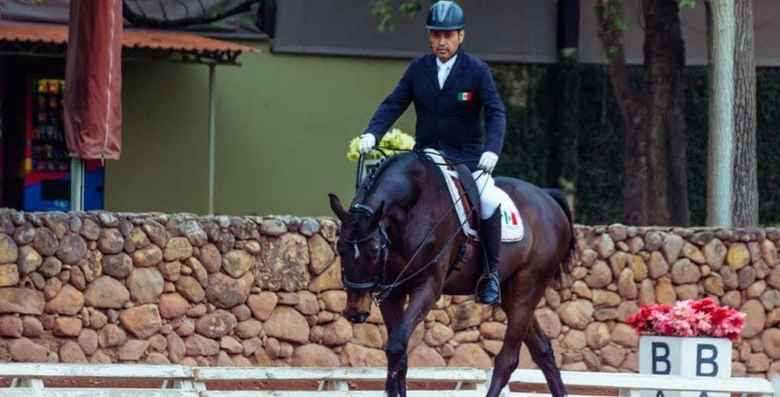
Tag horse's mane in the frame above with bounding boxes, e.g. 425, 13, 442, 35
356, 152, 416, 197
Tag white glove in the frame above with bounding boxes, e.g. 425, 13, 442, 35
478, 151, 499, 173
358, 134, 376, 154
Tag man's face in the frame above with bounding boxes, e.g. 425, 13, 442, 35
429, 29, 464, 62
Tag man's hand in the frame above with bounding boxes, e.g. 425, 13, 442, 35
359, 134, 377, 154
478, 151, 498, 173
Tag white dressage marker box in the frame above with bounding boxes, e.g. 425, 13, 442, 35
639, 336, 732, 397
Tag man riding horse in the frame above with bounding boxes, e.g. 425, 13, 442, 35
358, 0, 506, 305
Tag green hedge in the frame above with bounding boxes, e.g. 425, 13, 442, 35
492, 64, 780, 226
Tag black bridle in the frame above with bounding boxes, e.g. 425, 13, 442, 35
340, 203, 390, 291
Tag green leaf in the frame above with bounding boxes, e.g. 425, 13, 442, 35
679, 0, 697, 9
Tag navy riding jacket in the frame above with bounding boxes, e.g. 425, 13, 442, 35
364, 49, 506, 170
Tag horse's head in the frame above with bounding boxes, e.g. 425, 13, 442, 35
329, 193, 387, 323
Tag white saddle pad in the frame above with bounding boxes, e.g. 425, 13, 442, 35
423, 149, 524, 243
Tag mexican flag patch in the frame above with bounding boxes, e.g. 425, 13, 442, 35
503, 209, 520, 225
457, 91, 473, 102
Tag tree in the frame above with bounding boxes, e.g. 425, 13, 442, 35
596, 1, 689, 226
731, 0, 758, 226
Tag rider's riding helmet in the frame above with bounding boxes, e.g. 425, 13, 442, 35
425, 1, 465, 31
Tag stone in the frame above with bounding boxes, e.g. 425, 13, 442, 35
277, 292, 299, 305
352, 323, 383, 348
321, 290, 347, 313
448, 343, 492, 368
682, 243, 706, 264
618, 269, 637, 299
45, 284, 84, 315
98, 229, 124, 254
125, 227, 151, 253
290, 344, 339, 367
628, 236, 644, 253
260, 219, 287, 236
557, 300, 593, 330
185, 334, 220, 356
308, 235, 335, 275
648, 252, 669, 279
747, 353, 771, 373
761, 289, 780, 310
223, 250, 253, 278
74, 329, 98, 357
601, 343, 626, 368
593, 290, 621, 307
60, 341, 87, 363
14, 246, 40, 277
611, 324, 638, 348
127, 268, 165, 304
70, 266, 86, 290
617, 301, 639, 322
571, 267, 588, 280
742, 300, 766, 338
248, 292, 277, 321
0, 315, 22, 337
132, 246, 163, 268
197, 244, 222, 273
295, 291, 319, 315
87, 309, 107, 329
343, 343, 387, 367
480, 322, 506, 340
167, 333, 185, 363
39, 257, 62, 278
663, 235, 685, 264
580, 249, 598, 266
594, 308, 618, 321
196, 310, 237, 339
630, 255, 648, 281
0, 234, 18, 264
671, 259, 701, 284
142, 221, 168, 247
164, 237, 192, 261
424, 323, 454, 347
769, 267, 780, 290
119, 339, 149, 361
205, 272, 253, 309
103, 254, 133, 278
235, 319, 263, 339
22, 316, 43, 337
158, 262, 182, 284
596, 234, 615, 258
264, 306, 310, 344
13, 225, 34, 245
722, 290, 742, 308
655, 280, 677, 305
175, 276, 205, 303
308, 258, 342, 292
187, 304, 207, 317
10, 338, 47, 362
675, 284, 699, 300
585, 322, 610, 349
721, 266, 739, 290
186, 258, 208, 286
120, 304, 162, 338
220, 336, 243, 354
728, 243, 751, 270
322, 317, 353, 346
762, 240, 778, 267
739, 267, 757, 290
409, 345, 446, 367
704, 275, 725, 296
159, 293, 189, 319
704, 239, 728, 270
0, 287, 45, 314
761, 328, 780, 359
84, 276, 129, 309
639, 279, 655, 305
571, 280, 591, 299
0, 264, 19, 287
148, 334, 167, 353
56, 234, 87, 265
585, 261, 612, 289
545, 288, 561, 309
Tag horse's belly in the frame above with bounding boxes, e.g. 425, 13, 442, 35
442, 239, 529, 296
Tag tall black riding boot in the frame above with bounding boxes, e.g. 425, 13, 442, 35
476, 205, 502, 305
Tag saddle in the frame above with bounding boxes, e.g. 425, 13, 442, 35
422, 149, 524, 243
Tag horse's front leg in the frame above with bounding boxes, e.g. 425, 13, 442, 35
382, 283, 440, 397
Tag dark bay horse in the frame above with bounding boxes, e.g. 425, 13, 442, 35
328, 151, 574, 397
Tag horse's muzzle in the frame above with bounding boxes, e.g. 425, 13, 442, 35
344, 291, 372, 323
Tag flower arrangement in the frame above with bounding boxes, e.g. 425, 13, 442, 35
346, 128, 415, 161
626, 297, 745, 341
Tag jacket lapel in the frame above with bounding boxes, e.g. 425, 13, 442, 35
423, 55, 440, 91
441, 52, 465, 93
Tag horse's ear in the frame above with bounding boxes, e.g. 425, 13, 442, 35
328, 193, 349, 222
370, 201, 385, 227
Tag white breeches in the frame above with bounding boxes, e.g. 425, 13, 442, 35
473, 171, 503, 220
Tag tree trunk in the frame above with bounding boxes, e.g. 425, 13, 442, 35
732, 0, 758, 226
596, 0, 688, 226
706, 0, 736, 226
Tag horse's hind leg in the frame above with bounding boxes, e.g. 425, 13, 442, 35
526, 318, 567, 397
485, 272, 545, 397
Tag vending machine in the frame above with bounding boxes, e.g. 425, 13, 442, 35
23, 78, 104, 211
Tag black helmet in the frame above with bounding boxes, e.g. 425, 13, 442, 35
425, 1, 464, 31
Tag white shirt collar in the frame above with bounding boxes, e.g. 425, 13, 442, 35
436, 54, 458, 70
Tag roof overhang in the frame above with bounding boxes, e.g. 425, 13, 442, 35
0, 21, 256, 65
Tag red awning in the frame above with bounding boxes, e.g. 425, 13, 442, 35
0, 21, 255, 63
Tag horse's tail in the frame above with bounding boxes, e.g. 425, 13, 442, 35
543, 188, 576, 282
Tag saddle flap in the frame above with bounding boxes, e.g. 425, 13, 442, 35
453, 163, 481, 229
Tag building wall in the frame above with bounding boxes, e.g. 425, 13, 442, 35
109, 41, 416, 216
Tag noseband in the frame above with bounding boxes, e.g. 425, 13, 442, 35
340, 203, 390, 291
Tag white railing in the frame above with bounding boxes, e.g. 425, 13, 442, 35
0, 364, 773, 397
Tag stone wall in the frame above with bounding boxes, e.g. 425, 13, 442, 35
0, 210, 776, 378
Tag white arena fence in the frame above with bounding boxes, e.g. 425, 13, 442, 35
0, 364, 774, 397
